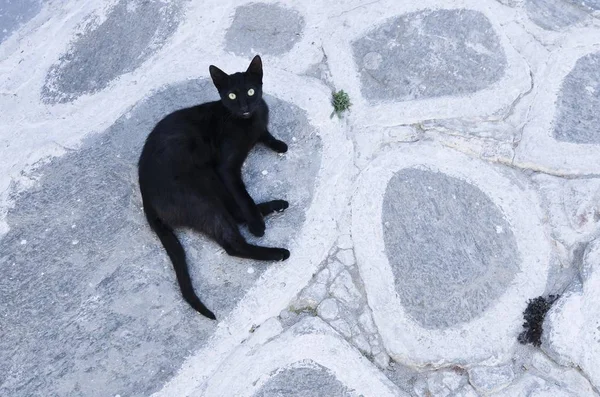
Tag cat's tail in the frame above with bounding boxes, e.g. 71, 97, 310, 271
143, 202, 217, 320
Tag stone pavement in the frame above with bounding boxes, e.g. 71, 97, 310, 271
1, 0, 599, 396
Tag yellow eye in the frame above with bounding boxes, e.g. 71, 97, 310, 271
228, 93, 236, 100
247, 88, 255, 96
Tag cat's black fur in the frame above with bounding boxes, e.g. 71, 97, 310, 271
138, 56, 290, 320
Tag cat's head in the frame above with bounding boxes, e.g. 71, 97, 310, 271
209, 55, 263, 119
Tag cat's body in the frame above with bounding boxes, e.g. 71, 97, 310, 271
138, 56, 289, 320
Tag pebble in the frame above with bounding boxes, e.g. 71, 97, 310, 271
317, 299, 339, 320
468, 364, 514, 394
336, 249, 355, 267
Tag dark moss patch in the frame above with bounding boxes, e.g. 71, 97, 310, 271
518, 295, 560, 347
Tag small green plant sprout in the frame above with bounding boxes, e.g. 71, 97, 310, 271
331, 89, 352, 118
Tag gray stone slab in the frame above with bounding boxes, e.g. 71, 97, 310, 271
569, 0, 600, 10
0, 79, 320, 396
351, 9, 507, 103
225, 3, 305, 57
254, 365, 353, 397
41, 0, 183, 104
0, 0, 42, 43
553, 51, 600, 144
525, 0, 588, 31
381, 169, 520, 329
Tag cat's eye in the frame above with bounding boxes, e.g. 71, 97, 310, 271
228, 93, 236, 100
247, 88, 255, 96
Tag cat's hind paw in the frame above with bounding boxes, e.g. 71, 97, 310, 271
271, 199, 289, 212
274, 248, 290, 261
270, 140, 288, 153
248, 219, 266, 237
258, 200, 289, 216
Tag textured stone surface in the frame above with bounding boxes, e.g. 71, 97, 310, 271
296, 282, 327, 308
337, 235, 353, 250
0, 83, 214, 397
568, 0, 600, 10
42, 0, 183, 103
330, 319, 353, 338
352, 9, 507, 102
255, 366, 353, 397
542, 240, 600, 388
553, 52, 600, 144
495, 352, 597, 396
0, 79, 320, 396
468, 365, 515, 393
382, 169, 520, 329
225, 3, 305, 57
0, 0, 42, 43
304, 55, 335, 89
525, 0, 588, 31
414, 370, 470, 397
4, 0, 600, 395
496, 0, 523, 6
318, 299, 339, 320
329, 270, 362, 310
328, 260, 345, 281
336, 249, 355, 266
202, 318, 404, 397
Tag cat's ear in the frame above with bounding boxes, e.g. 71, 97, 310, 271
246, 55, 263, 80
209, 65, 229, 90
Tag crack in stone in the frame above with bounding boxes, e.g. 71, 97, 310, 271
331, 0, 382, 19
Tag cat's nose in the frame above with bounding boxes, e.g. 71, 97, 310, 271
242, 112, 250, 117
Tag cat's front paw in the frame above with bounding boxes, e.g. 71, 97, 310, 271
271, 140, 288, 153
274, 248, 290, 261
278, 248, 290, 260
271, 200, 289, 212
248, 219, 266, 237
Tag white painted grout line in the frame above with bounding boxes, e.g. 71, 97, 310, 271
201, 317, 406, 397
515, 27, 600, 175
322, 0, 531, 126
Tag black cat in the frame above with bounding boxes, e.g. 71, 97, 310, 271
138, 55, 290, 320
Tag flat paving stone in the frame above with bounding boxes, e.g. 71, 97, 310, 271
0, 0, 42, 43
225, 3, 305, 57
254, 365, 353, 397
41, 0, 183, 104
468, 365, 514, 394
525, 0, 588, 31
382, 169, 519, 329
0, 78, 320, 397
352, 146, 551, 367
352, 9, 507, 102
553, 51, 600, 144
